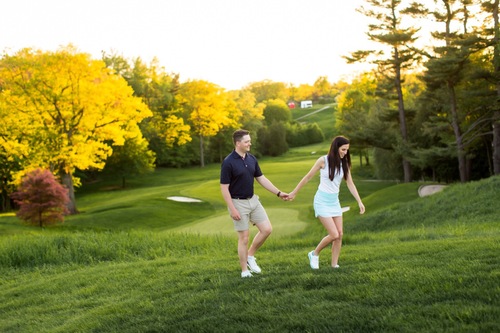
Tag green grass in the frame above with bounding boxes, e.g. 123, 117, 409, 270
0, 146, 499, 332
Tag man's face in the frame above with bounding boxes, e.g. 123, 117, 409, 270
236, 135, 252, 152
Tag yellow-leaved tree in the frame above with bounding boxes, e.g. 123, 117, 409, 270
178, 80, 240, 167
0, 46, 152, 214
229, 89, 265, 129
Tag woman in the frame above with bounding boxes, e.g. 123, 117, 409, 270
288, 136, 365, 269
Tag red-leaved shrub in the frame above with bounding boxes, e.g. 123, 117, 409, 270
12, 169, 69, 227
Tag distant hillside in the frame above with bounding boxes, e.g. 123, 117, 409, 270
291, 103, 337, 139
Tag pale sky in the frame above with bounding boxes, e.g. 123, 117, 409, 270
2, 0, 392, 90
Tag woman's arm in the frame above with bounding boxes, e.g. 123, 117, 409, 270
288, 157, 324, 200
345, 172, 365, 214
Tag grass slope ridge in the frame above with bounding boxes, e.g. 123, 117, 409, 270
353, 176, 500, 231
0, 176, 499, 332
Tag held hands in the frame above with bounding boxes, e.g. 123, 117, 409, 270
277, 191, 290, 201
278, 190, 295, 201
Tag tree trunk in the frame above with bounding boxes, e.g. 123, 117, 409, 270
219, 142, 224, 164
448, 84, 468, 182
494, 110, 500, 175
493, 0, 500, 175
395, 55, 412, 183
1, 190, 11, 212
199, 135, 205, 168
60, 170, 78, 214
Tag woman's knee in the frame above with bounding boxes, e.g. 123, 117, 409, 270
328, 232, 341, 241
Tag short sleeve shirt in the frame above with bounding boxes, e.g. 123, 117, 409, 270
220, 150, 263, 198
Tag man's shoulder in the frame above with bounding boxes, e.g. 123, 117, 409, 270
246, 152, 258, 161
222, 151, 237, 164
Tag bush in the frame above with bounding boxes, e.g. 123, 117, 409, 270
11, 169, 69, 227
286, 122, 324, 147
257, 122, 288, 156
263, 99, 291, 125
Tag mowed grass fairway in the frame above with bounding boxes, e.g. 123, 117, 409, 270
0, 143, 499, 332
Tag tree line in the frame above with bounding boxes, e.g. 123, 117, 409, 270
342, 0, 499, 183
0, 47, 328, 213
1, 0, 498, 216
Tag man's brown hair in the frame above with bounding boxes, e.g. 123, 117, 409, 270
233, 129, 250, 145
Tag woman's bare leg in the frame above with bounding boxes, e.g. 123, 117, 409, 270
313, 216, 340, 255
331, 216, 343, 267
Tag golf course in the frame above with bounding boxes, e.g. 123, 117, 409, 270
0, 139, 499, 332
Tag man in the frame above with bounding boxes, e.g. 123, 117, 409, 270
220, 129, 288, 278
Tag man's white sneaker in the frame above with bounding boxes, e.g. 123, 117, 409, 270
308, 251, 319, 269
241, 270, 253, 278
333, 264, 340, 269
247, 256, 262, 274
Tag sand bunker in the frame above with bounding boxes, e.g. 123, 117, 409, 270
418, 185, 447, 197
167, 196, 202, 203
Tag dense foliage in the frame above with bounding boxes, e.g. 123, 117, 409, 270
0, 47, 152, 213
339, 0, 499, 182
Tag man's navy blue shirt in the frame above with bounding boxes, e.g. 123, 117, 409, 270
220, 150, 263, 198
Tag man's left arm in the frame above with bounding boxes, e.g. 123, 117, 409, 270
255, 175, 288, 199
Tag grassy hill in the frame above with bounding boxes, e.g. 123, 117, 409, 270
291, 103, 337, 140
0, 146, 499, 332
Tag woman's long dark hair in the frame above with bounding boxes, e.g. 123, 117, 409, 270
327, 136, 351, 181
